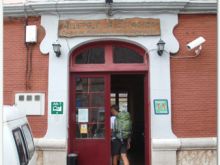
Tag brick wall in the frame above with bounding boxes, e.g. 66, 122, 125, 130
171, 14, 217, 137
4, 17, 48, 137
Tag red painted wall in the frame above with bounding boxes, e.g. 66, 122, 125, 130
4, 17, 48, 137
171, 14, 217, 137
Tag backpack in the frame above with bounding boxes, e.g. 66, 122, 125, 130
114, 111, 132, 139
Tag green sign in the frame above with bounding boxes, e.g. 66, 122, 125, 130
154, 99, 169, 115
51, 102, 63, 114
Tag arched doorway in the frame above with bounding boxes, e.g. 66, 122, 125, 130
68, 41, 150, 165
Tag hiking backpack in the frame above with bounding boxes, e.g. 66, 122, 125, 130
114, 111, 132, 139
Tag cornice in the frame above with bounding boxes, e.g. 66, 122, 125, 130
3, 0, 217, 17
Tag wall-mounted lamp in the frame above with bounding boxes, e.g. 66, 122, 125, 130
106, 0, 113, 4
157, 39, 166, 56
52, 40, 61, 57
105, 0, 113, 16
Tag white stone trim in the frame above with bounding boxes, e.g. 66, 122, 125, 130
152, 137, 217, 151
33, 137, 217, 151
34, 138, 67, 151
153, 138, 181, 150
3, 0, 217, 17
179, 137, 217, 150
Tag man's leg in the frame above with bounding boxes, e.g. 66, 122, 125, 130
121, 153, 129, 165
111, 139, 121, 165
112, 155, 120, 165
120, 139, 130, 165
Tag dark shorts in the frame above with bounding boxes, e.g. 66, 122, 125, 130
111, 138, 128, 156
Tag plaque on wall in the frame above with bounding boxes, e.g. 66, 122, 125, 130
58, 18, 161, 37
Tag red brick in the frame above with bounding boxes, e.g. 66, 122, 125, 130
4, 17, 48, 138
171, 14, 217, 137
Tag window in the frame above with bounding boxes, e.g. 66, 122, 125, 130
71, 42, 147, 72
110, 93, 116, 105
75, 47, 105, 64
13, 128, 28, 165
75, 77, 105, 139
113, 46, 144, 63
111, 92, 128, 112
21, 124, 35, 160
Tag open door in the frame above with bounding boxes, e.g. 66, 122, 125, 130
68, 41, 150, 165
69, 74, 111, 165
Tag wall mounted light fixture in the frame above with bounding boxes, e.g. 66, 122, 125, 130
105, 0, 113, 16
52, 40, 61, 57
157, 39, 166, 56
106, 0, 113, 4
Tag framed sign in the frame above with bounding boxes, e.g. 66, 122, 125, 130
154, 99, 169, 115
51, 102, 63, 114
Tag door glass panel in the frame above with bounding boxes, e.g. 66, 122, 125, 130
90, 93, 104, 107
90, 78, 104, 92
76, 77, 88, 92
75, 77, 105, 139
75, 47, 105, 64
76, 94, 89, 107
90, 108, 105, 122
76, 123, 105, 138
113, 46, 144, 63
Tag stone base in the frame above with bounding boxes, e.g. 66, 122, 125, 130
34, 137, 217, 165
34, 138, 67, 165
152, 150, 177, 165
36, 150, 67, 165
177, 150, 217, 165
152, 138, 180, 165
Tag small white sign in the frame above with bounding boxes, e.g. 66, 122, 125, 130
80, 124, 88, 134
78, 108, 89, 122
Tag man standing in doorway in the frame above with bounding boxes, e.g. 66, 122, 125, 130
111, 104, 132, 165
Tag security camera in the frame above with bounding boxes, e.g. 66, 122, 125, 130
186, 36, 206, 50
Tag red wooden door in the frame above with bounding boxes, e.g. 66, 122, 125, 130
69, 74, 111, 165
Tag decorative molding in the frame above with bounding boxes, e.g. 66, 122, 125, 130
153, 138, 181, 150
33, 137, 217, 151
3, 1, 217, 17
152, 137, 217, 151
180, 137, 217, 150
34, 138, 67, 151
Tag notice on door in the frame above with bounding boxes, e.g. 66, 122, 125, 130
80, 124, 88, 134
78, 108, 89, 122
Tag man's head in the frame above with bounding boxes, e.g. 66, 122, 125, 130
111, 104, 119, 116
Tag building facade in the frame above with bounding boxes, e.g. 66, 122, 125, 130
3, 0, 217, 165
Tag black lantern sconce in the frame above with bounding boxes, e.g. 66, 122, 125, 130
52, 40, 61, 57
157, 39, 166, 56
105, 0, 113, 16
106, 0, 113, 4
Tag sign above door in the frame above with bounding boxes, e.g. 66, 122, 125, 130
58, 18, 160, 37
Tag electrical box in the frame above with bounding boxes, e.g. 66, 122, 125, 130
15, 93, 45, 115
26, 25, 37, 43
